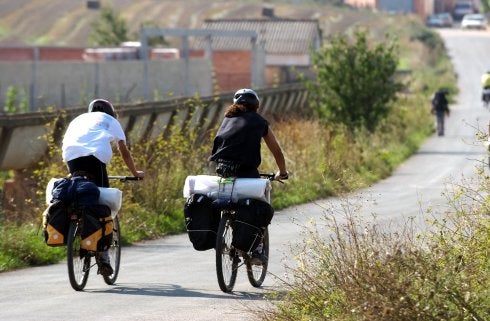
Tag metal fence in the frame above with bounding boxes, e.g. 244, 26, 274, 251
0, 83, 309, 171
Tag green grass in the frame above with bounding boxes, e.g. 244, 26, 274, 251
0, 223, 65, 272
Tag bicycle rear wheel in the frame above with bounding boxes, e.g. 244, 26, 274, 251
246, 227, 269, 287
103, 215, 121, 285
67, 221, 90, 291
215, 214, 238, 293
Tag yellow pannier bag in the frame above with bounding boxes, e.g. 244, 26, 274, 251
81, 205, 113, 252
42, 202, 69, 246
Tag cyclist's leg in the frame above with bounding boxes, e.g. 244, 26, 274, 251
250, 233, 267, 265
436, 113, 444, 136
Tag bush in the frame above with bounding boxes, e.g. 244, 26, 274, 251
307, 28, 402, 132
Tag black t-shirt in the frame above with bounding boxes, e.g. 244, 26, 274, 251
209, 111, 269, 169
432, 91, 449, 112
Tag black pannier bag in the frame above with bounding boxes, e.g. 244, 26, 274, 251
184, 194, 220, 251
81, 205, 113, 252
232, 198, 274, 252
42, 201, 70, 246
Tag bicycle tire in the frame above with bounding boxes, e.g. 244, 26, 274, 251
246, 227, 269, 287
215, 214, 238, 293
103, 215, 121, 285
67, 221, 90, 291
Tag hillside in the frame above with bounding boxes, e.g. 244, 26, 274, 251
0, 0, 389, 47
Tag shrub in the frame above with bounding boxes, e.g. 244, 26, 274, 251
307, 28, 402, 132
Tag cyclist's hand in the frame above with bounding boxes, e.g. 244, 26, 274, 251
135, 171, 145, 180
274, 171, 289, 181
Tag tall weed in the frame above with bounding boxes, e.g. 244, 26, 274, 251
261, 176, 490, 320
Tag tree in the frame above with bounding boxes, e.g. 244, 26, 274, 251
89, 6, 129, 46
308, 29, 402, 132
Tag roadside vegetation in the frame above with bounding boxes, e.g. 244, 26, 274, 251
1, 2, 487, 319
255, 16, 490, 321
0, 9, 455, 271
259, 171, 490, 320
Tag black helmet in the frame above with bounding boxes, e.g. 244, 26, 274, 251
88, 99, 116, 117
233, 88, 259, 107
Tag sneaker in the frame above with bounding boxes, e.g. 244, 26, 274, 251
249, 250, 268, 266
97, 262, 113, 276
96, 251, 113, 276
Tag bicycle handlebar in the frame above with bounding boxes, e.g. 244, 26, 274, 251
108, 176, 141, 182
259, 173, 275, 180
259, 173, 286, 183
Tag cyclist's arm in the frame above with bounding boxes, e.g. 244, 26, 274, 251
117, 140, 145, 178
263, 128, 287, 175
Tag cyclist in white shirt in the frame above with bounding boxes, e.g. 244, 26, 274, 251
61, 99, 144, 275
62, 99, 144, 186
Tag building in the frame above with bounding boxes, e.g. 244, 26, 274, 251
345, 0, 435, 18
193, 18, 322, 92
345, 0, 481, 17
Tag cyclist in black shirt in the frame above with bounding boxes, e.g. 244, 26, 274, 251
209, 88, 288, 265
209, 88, 288, 180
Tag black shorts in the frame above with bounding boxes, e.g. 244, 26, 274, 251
67, 155, 109, 187
215, 159, 259, 178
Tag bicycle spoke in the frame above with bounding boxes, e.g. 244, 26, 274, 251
216, 215, 238, 292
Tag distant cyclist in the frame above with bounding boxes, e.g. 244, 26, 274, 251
431, 89, 450, 136
61, 99, 144, 275
481, 70, 490, 106
209, 88, 288, 264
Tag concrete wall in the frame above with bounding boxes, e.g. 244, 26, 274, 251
0, 57, 213, 110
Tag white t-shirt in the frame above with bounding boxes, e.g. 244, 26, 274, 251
62, 112, 126, 164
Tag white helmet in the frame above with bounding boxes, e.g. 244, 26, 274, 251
233, 88, 260, 106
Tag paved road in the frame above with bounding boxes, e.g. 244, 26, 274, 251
1, 28, 489, 321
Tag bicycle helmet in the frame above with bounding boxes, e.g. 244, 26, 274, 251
88, 99, 116, 118
233, 88, 260, 107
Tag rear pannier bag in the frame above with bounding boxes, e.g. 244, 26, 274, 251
51, 176, 100, 206
42, 201, 70, 246
81, 205, 113, 252
184, 194, 220, 251
232, 198, 274, 253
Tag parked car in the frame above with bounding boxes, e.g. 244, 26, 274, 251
453, 1, 476, 20
426, 13, 454, 28
461, 13, 487, 30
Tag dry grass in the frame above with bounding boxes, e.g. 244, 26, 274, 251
260, 182, 490, 320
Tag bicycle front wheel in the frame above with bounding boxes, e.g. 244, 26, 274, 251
67, 221, 90, 291
215, 214, 238, 293
246, 227, 269, 287
103, 215, 121, 285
